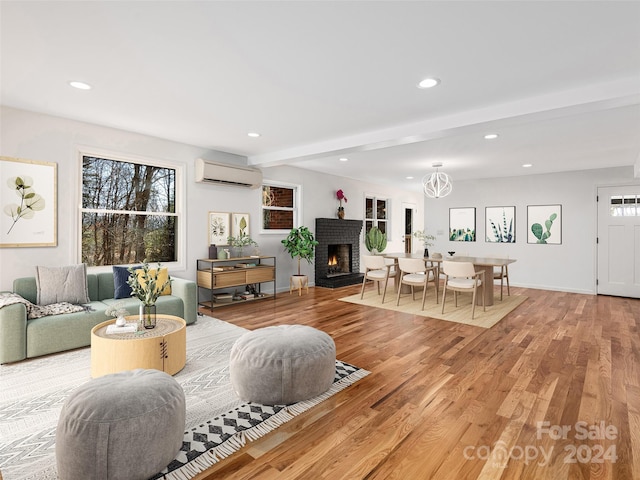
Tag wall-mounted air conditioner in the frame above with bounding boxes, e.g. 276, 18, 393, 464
195, 158, 262, 189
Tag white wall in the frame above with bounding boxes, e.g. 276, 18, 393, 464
260, 164, 424, 282
424, 167, 638, 294
6, 105, 633, 296
0, 106, 423, 292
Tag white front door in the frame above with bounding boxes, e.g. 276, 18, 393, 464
597, 185, 640, 298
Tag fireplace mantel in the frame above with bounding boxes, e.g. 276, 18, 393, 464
315, 218, 364, 288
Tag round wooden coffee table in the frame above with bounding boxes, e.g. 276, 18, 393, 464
90, 314, 186, 378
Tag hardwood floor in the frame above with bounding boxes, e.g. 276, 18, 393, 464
194, 285, 640, 480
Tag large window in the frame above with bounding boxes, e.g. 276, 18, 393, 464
81, 154, 179, 266
261, 182, 300, 232
365, 195, 389, 235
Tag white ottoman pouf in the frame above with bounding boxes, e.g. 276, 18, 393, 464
230, 324, 336, 405
56, 369, 185, 480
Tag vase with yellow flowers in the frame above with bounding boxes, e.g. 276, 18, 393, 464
127, 261, 171, 329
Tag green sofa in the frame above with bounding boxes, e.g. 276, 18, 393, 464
0, 271, 197, 364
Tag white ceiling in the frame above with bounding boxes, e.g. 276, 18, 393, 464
2, 1, 640, 191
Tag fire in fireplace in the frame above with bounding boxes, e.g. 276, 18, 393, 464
315, 218, 363, 288
327, 244, 351, 277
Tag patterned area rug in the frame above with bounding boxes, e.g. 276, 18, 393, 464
0, 316, 369, 480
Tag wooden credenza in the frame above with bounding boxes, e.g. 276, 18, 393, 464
197, 256, 276, 310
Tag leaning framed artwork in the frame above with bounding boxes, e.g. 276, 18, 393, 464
449, 207, 476, 242
208, 212, 230, 245
231, 213, 250, 237
485, 206, 515, 243
0, 156, 57, 247
527, 204, 562, 244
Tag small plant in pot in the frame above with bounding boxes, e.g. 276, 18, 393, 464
227, 233, 258, 257
281, 226, 319, 295
365, 226, 387, 254
413, 230, 436, 257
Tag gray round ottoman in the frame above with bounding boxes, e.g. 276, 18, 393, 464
230, 324, 336, 405
56, 369, 185, 480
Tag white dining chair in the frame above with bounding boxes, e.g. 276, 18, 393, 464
360, 255, 393, 303
395, 257, 438, 310
441, 261, 485, 319
486, 255, 510, 300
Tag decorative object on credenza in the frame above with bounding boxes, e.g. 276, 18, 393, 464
422, 162, 452, 198
449, 207, 476, 242
127, 261, 172, 329
448, 251, 455, 257
1, 156, 57, 248
486, 206, 516, 243
527, 204, 562, 244
105, 301, 129, 327
281, 226, 319, 296
364, 226, 387, 254
227, 233, 258, 257
208, 244, 218, 259
413, 230, 436, 257
336, 189, 347, 219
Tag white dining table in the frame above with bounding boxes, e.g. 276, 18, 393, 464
383, 253, 516, 306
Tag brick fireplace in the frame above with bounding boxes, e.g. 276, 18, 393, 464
315, 218, 364, 288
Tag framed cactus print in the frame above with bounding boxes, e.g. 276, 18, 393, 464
1, 156, 57, 247
486, 206, 515, 243
449, 207, 476, 242
527, 204, 562, 244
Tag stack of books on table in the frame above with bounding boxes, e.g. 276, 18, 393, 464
106, 323, 138, 334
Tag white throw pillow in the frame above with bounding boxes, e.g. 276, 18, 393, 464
35, 264, 90, 305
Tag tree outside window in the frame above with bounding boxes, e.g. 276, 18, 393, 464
81, 155, 178, 266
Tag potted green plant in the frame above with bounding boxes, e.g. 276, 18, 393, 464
227, 233, 258, 257
365, 226, 387, 254
281, 226, 319, 295
413, 230, 436, 257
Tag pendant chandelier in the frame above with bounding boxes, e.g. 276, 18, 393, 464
422, 162, 452, 198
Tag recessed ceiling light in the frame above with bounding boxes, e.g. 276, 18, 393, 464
522, 163, 533, 168
339, 157, 348, 162
484, 133, 499, 140
247, 132, 261, 138
69, 81, 91, 90
417, 77, 440, 89
406, 176, 414, 180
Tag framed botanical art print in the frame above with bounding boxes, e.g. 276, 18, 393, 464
208, 212, 230, 245
449, 207, 476, 242
527, 204, 562, 244
232, 213, 250, 237
485, 206, 515, 243
1, 156, 57, 247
